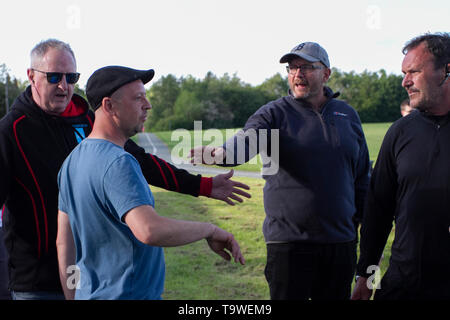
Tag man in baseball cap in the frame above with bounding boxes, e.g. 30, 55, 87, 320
279, 42, 332, 108
189, 43, 370, 300
56, 66, 245, 300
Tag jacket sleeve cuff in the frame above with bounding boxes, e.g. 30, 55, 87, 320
199, 177, 213, 197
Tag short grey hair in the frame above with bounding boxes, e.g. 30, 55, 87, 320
30, 39, 76, 68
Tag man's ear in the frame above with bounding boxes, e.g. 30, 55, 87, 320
27, 68, 35, 85
323, 67, 331, 82
102, 97, 114, 114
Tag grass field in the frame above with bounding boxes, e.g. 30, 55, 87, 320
361, 122, 392, 162
153, 177, 394, 300
155, 176, 269, 299
156, 128, 262, 172
146, 123, 395, 299
154, 122, 393, 170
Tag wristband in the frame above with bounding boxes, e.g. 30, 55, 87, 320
199, 177, 213, 197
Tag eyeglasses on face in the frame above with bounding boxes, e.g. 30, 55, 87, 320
32, 69, 80, 84
286, 64, 323, 75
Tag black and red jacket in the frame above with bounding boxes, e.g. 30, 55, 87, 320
0, 86, 212, 292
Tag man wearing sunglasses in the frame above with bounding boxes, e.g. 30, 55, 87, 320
0, 39, 250, 300
191, 42, 371, 300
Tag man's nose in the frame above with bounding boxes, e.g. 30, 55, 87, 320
145, 98, 152, 110
58, 76, 69, 91
402, 74, 412, 88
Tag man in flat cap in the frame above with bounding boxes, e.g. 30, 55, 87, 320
56, 66, 245, 300
190, 42, 371, 300
0, 39, 249, 300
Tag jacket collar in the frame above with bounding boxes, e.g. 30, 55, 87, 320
15, 86, 90, 119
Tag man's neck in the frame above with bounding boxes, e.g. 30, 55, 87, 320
310, 94, 328, 112
427, 91, 450, 116
88, 127, 127, 148
299, 93, 328, 112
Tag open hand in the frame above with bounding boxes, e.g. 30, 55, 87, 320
210, 170, 251, 205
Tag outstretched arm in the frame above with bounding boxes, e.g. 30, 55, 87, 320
125, 139, 250, 205
124, 204, 245, 265
125, 139, 202, 196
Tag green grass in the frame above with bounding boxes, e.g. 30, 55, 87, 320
153, 122, 393, 170
146, 123, 395, 299
152, 176, 394, 300
153, 176, 269, 299
361, 122, 392, 162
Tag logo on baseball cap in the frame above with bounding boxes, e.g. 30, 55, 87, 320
280, 42, 330, 68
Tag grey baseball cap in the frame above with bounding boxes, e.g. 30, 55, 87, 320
279, 42, 330, 68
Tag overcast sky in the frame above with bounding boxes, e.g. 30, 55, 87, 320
1, 0, 449, 89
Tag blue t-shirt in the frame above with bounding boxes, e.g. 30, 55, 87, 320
58, 139, 165, 300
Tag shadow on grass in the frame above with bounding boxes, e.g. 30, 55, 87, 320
151, 181, 269, 300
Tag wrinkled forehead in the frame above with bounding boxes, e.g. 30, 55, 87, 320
33, 48, 77, 71
402, 43, 435, 71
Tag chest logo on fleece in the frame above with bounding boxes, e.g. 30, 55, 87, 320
333, 111, 348, 117
72, 124, 87, 144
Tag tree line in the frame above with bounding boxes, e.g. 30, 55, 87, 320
1, 63, 407, 127
145, 68, 407, 131
0, 64, 28, 117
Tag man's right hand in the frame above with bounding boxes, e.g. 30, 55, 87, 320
206, 225, 245, 265
351, 277, 373, 300
190, 146, 226, 165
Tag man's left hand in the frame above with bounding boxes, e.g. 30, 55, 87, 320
210, 170, 251, 206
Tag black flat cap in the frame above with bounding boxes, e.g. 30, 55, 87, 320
86, 66, 155, 110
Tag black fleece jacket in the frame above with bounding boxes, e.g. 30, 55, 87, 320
357, 110, 450, 298
0, 87, 204, 292
222, 87, 371, 243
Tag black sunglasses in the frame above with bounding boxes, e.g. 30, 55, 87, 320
32, 69, 80, 84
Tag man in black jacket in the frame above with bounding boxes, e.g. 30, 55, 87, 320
352, 32, 450, 300
191, 42, 371, 300
0, 39, 250, 300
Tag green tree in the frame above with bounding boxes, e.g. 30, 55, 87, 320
328, 68, 407, 122
171, 90, 204, 130
0, 63, 27, 118
74, 83, 87, 101
145, 74, 180, 131
257, 73, 289, 101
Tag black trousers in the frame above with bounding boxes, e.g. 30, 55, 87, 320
264, 241, 356, 300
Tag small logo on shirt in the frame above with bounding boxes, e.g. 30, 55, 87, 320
73, 124, 87, 144
333, 112, 348, 117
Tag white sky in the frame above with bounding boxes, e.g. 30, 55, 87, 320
0, 0, 449, 89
